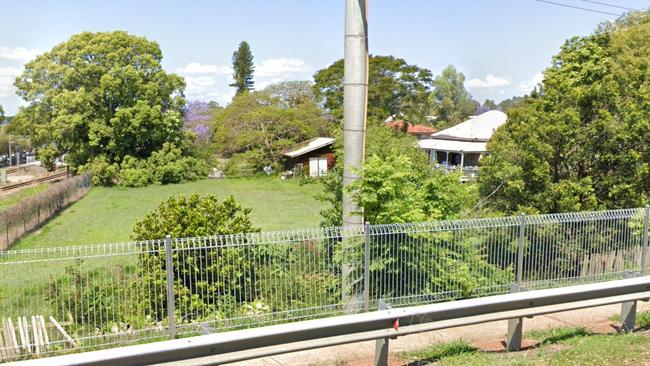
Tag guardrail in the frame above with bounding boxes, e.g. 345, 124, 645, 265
9, 276, 650, 366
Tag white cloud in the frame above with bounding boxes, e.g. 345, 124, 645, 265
0, 47, 40, 61
466, 74, 511, 88
518, 72, 544, 93
176, 62, 231, 75
256, 58, 310, 77
0, 66, 22, 97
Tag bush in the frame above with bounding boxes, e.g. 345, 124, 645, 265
81, 156, 119, 186
132, 194, 260, 321
119, 156, 152, 187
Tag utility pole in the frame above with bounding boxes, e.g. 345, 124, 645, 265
342, 0, 369, 308
7, 134, 11, 167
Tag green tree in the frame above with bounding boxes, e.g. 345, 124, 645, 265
313, 55, 434, 124
229, 41, 255, 95
212, 91, 331, 171
431, 65, 479, 129
0, 105, 4, 123
479, 12, 650, 214
10, 31, 186, 172
483, 99, 498, 110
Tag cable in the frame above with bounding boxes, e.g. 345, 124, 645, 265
534, 0, 623, 16
576, 0, 638, 11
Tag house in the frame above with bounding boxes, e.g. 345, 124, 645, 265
282, 137, 336, 177
385, 121, 437, 140
418, 110, 507, 177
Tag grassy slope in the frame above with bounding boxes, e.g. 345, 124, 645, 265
405, 327, 650, 366
13, 177, 325, 249
0, 184, 48, 212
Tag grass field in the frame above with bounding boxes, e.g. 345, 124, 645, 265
12, 177, 325, 249
0, 184, 48, 212
404, 327, 650, 365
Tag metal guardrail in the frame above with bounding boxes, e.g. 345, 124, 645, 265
0, 207, 649, 361
9, 276, 650, 366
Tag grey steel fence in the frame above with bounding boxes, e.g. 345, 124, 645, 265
0, 207, 648, 361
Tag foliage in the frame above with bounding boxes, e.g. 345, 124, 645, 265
479, 12, 650, 214
0, 104, 3, 122
132, 194, 258, 320
10, 31, 186, 173
404, 340, 477, 363
212, 91, 331, 171
313, 55, 434, 124
82, 156, 119, 186
229, 41, 255, 95
431, 65, 479, 129
497, 95, 533, 112
183, 100, 219, 160
264, 80, 317, 108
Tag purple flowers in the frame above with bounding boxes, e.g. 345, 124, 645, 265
184, 101, 212, 142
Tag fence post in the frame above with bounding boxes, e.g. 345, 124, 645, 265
641, 205, 649, 274
164, 235, 177, 339
620, 271, 638, 333
374, 300, 390, 366
507, 213, 526, 351
364, 222, 371, 311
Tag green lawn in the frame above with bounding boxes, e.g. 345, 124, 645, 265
13, 177, 325, 249
0, 184, 48, 212
404, 327, 650, 365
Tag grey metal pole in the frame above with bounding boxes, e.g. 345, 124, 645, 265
364, 222, 371, 311
165, 235, 177, 339
508, 213, 526, 351
342, 0, 369, 309
374, 300, 389, 366
641, 205, 649, 274
516, 213, 525, 285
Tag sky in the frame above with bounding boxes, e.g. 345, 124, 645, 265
0, 0, 648, 115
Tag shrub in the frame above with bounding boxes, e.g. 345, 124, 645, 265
119, 156, 152, 187
132, 194, 260, 321
81, 156, 118, 186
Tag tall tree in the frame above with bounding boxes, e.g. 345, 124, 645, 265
479, 11, 650, 214
313, 55, 434, 124
0, 105, 4, 123
10, 31, 186, 172
431, 65, 479, 128
229, 41, 255, 95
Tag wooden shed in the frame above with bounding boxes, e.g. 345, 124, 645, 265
282, 137, 336, 177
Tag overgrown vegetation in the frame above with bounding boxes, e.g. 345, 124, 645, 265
479, 12, 650, 214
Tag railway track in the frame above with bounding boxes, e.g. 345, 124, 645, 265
1, 171, 68, 192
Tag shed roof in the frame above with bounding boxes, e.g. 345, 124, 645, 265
282, 137, 335, 158
431, 110, 507, 141
385, 121, 437, 135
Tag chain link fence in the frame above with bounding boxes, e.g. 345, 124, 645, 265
0, 207, 647, 361
0, 173, 92, 251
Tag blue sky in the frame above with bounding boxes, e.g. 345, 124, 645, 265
0, 0, 648, 115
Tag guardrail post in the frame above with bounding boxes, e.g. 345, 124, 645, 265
621, 271, 638, 333
641, 205, 649, 274
165, 235, 177, 339
507, 213, 526, 351
374, 300, 390, 366
364, 222, 371, 311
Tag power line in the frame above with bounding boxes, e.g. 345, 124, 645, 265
534, 0, 623, 16
576, 0, 638, 11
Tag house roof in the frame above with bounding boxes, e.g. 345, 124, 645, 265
385, 121, 437, 135
282, 137, 335, 158
431, 110, 507, 142
418, 139, 487, 153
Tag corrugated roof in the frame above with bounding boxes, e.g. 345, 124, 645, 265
282, 137, 335, 158
418, 139, 487, 153
431, 110, 507, 141
385, 121, 437, 135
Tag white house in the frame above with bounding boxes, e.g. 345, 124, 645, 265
418, 110, 507, 176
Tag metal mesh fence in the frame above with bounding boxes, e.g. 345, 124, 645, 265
0, 207, 647, 361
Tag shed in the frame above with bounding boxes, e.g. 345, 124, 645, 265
282, 137, 336, 177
